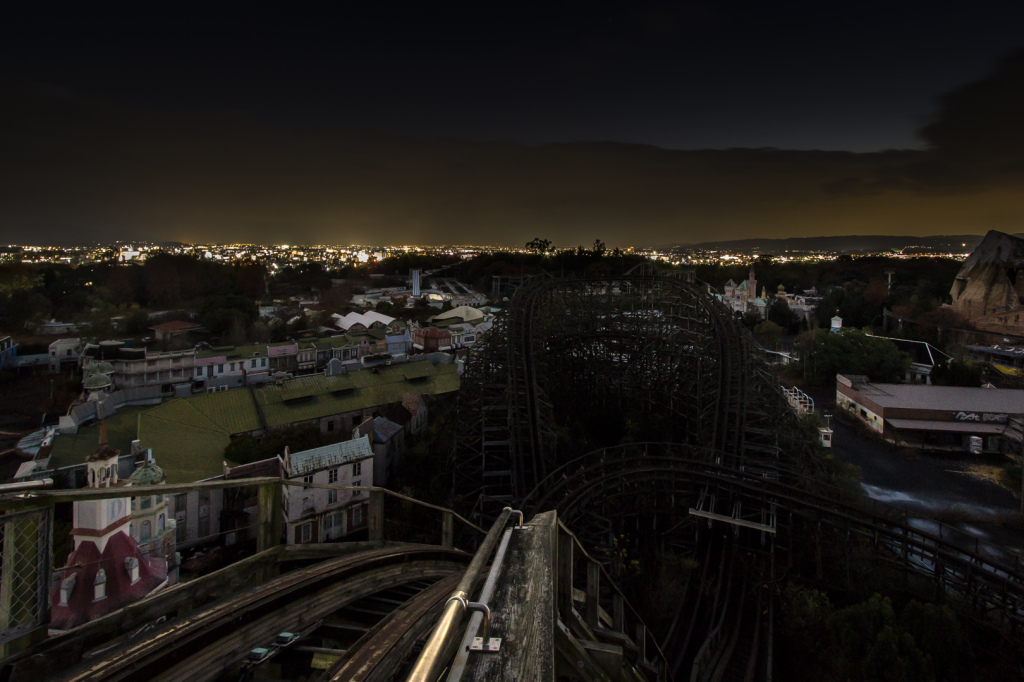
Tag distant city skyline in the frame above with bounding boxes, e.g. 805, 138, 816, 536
2, 4, 1023, 246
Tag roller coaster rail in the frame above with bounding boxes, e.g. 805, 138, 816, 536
525, 442, 1024, 636
452, 267, 1024, 679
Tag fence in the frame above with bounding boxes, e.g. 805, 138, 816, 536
0, 508, 51, 656
0, 477, 487, 665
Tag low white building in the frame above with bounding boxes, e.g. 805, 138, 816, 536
282, 436, 375, 545
49, 338, 83, 372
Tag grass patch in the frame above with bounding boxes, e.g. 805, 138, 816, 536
998, 463, 1023, 497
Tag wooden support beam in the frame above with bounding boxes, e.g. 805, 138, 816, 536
368, 490, 385, 543
557, 529, 574, 620
612, 594, 624, 634
586, 560, 600, 630
256, 481, 282, 582
442, 511, 454, 549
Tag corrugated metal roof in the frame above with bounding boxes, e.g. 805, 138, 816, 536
855, 383, 1024, 414
886, 418, 1005, 434
135, 390, 263, 484
49, 406, 146, 471
280, 377, 321, 401
254, 361, 458, 429
288, 436, 373, 476
130, 360, 456, 484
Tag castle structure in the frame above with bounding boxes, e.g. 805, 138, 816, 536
723, 266, 765, 318
950, 230, 1024, 334
49, 423, 171, 630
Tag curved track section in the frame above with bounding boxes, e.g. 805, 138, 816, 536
527, 444, 1024, 635
453, 268, 814, 521
57, 546, 470, 682
316, 572, 465, 682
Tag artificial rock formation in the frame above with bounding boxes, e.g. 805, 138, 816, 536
950, 230, 1024, 334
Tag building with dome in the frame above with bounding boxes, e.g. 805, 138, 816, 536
128, 454, 178, 582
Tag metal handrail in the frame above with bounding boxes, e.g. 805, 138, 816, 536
0, 478, 53, 493
406, 507, 515, 682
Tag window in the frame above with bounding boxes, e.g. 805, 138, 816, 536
352, 505, 363, 526
125, 557, 140, 585
59, 573, 76, 606
328, 468, 338, 484
229, 362, 235, 371
303, 474, 313, 489
250, 359, 257, 368
353, 461, 362, 476
299, 523, 312, 543
141, 496, 151, 510
328, 489, 338, 504
196, 368, 203, 377
327, 421, 334, 432
261, 358, 267, 367
94, 569, 107, 601
353, 480, 362, 497
141, 520, 152, 541
325, 513, 334, 529
155, 494, 162, 504
217, 364, 224, 373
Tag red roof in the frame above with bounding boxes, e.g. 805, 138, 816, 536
150, 320, 201, 333
50, 532, 167, 630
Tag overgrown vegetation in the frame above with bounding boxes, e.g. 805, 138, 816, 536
778, 587, 981, 682
792, 328, 911, 385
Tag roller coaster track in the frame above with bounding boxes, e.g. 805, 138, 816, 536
453, 268, 1024, 679
454, 269, 813, 522
526, 444, 1024, 636
55, 546, 471, 682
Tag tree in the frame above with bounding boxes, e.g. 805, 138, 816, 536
526, 237, 552, 254
753, 320, 784, 350
767, 297, 800, 331
827, 594, 928, 682
931, 359, 983, 387
121, 310, 151, 336
590, 239, 606, 257
794, 328, 910, 386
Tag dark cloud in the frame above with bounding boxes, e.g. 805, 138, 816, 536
3, 53, 1024, 248
920, 49, 1024, 167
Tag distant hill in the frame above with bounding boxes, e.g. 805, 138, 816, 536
655, 234, 1009, 255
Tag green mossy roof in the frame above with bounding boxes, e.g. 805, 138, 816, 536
133, 360, 458, 484
48, 405, 147, 471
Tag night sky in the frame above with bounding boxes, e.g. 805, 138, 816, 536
2, 2, 1024, 247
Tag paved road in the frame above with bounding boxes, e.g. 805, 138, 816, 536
831, 420, 1020, 517
829, 418, 1024, 556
